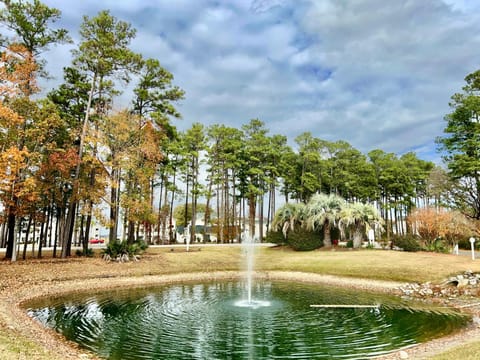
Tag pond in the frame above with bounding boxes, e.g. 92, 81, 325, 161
26, 280, 469, 359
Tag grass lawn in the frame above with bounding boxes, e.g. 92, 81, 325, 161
255, 246, 480, 283
0, 331, 53, 360
430, 341, 480, 360
1, 245, 480, 359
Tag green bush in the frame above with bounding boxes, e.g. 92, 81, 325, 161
287, 228, 323, 251
346, 239, 354, 248
132, 239, 148, 252
103, 240, 148, 260
425, 238, 449, 253
392, 235, 421, 252
265, 231, 286, 245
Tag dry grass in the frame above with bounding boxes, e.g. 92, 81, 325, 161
8, 246, 480, 284
2, 245, 480, 359
256, 246, 480, 283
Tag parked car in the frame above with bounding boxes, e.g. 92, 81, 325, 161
89, 238, 104, 244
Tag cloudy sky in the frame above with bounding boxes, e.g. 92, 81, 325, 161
35, 0, 480, 162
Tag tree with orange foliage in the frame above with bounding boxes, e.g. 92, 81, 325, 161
122, 120, 165, 244
0, 44, 68, 260
0, 44, 38, 97
407, 207, 444, 246
0, 44, 37, 259
1, 0, 70, 260
407, 207, 475, 249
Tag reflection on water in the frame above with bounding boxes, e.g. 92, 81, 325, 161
27, 281, 470, 360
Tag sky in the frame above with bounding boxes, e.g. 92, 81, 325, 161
32, 0, 480, 162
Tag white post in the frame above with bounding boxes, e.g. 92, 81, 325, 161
185, 224, 190, 252
453, 243, 459, 255
368, 229, 375, 246
469, 237, 476, 260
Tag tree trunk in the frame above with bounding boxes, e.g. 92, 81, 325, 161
191, 157, 198, 244
168, 169, 177, 244
66, 202, 77, 257
12, 218, 20, 262
323, 220, 332, 247
232, 172, 238, 241
80, 214, 88, 254
224, 169, 229, 242
384, 193, 391, 243
31, 218, 36, 257
62, 73, 97, 258
53, 207, 60, 258
85, 211, 92, 247
109, 167, 119, 244
38, 207, 47, 259
0, 222, 5, 248
22, 216, 32, 260
217, 182, 223, 243
5, 208, 16, 259
259, 192, 264, 242
353, 226, 363, 248
147, 177, 154, 244
394, 197, 399, 236
184, 171, 190, 242
162, 174, 169, 244
248, 193, 256, 238
156, 172, 164, 245
48, 204, 53, 248
127, 220, 135, 244
204, 178, 213, 242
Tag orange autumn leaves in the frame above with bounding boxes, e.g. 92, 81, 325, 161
407, 207, 477, 246
0, 44, 77, 215
0, 44, 38, 97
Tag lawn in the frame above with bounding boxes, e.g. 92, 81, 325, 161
1, 245, 480, 359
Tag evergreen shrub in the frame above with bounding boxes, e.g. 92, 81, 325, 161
287, 228, 323, 251
425, 238, 449, 253
265, 231, 286, 245
102, 240, 148, 261
392, 235, 421, 252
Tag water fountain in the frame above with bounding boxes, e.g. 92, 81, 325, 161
234, 229, 270, 309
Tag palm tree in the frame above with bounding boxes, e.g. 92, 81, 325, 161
272, 202, 306, 239
304, 193, 345, 247
338, 203, 383, 248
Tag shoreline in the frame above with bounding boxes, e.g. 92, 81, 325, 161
4, 269, 480, 360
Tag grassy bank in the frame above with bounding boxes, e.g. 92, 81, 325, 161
1, 245, 480, 359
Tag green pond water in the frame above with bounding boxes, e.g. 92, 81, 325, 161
26, 280, 470, 359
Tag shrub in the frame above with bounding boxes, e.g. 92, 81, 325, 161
424, 237, 449, 253
287, 228, 323, 251
346, 239, 354, 248
265, 231, 286, 245
102, 240, 148, 262
407, 207, 476, 249
392, 235, 421, 252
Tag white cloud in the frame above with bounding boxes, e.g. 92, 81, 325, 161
34, 0, 480, 162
